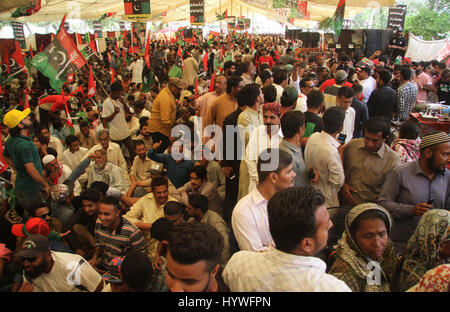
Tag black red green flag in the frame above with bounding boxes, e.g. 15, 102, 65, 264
30, 15, 87, 93
332, 0, 346, 37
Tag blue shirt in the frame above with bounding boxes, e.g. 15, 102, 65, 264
147, 148, 195, 188
378, 159, 450, 244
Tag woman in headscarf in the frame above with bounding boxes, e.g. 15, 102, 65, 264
407, 264, 450, 292
397, 209, 450, 291
328, 203, 398, 292
391, 120, 421, 163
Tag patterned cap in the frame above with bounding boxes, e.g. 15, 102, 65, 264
11, 218, 50, 238
420, 132, 450, 150
102, 256, 124, 283
263, 102, 281, 116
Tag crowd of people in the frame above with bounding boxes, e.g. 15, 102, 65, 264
0, 30, 449, 293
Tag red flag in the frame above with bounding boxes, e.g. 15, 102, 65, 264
89, 39, 97, 54
0, 140, 9, 174
88, 67, 96, 98
70, 85, 85, 98
111, 68, 115, 83
24, 89, 29, 109
108, 51, 111, 64
144, 31, 151, 69
202, 52, 208, 72
67, 73, 74, 82
0, 84, 3, 95
2, 50, 10, 74
29, 46, 34, 57
76, 33, 83, 45
177, 46, 184, 68
209, 72, 216, 92
62, 92, 74, 130
251, 39, 254, 50
12, 41, 26, 70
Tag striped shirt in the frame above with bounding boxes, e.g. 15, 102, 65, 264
95, 217, 147, 269
397, 81, 418, 121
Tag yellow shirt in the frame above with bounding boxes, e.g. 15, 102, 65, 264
147, 87, 177, 137
123, 194, 178, 260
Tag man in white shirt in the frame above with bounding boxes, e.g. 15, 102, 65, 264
232, 148, 296, 252
39, 126, 64, 157
16, 234, 103, 292
86, 129, 130, 184
356, 65, 376, 104
60, 135, 88, 172
273, 68, 288, 104
246, 102, 283, 193
128, 53, 144, 84
305, 107, 346, 209
101, 80, 135, 161
223, 186, 351, 292
336, 86, 356, 144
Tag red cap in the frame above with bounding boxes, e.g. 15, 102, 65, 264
403, 57, 411, 64
11, 218, 50, 237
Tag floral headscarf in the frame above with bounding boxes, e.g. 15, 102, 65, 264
398, 209, 450, 291
407, 264, 450, 292
329, 203, 398, 292
391, 138, 421, 163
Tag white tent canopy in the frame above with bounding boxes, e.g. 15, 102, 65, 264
0, 0, 395, 27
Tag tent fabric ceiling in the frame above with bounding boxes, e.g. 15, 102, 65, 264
0, 0, 34, 13
0, 0, 395, 25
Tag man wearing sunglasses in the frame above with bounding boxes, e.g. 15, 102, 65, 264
15, 235, 103, 292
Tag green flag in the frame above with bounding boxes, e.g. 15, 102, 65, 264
142, 65, 155, 92
168, 65, 182, 78
30, 16, 87, 93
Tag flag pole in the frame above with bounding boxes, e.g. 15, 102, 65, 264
90, 68, 111, 98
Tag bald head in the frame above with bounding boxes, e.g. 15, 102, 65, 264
214, 75, 227, 94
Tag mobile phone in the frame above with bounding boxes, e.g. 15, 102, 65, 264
427, 198, 434, 205
337, 133, 347, 145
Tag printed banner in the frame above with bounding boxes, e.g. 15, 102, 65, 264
11, 21, 26, 49
190, 0, 205, 26
123, 0, 151, 21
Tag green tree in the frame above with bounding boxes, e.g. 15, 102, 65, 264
405, 8, 450, 40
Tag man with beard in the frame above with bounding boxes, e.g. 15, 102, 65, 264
64, 188, 103, 260
245, 102, 283, 193
15, 235, 103, 292
2, 109, 51, 217
134, 123, 153, 150
378, 132, 450, 255
87, 149, 129, 195
174, 166, 223, 216
125, 108, 140, 139
86, 130, 130, 184
124, 177, 178, 261
240, 61, 256, 86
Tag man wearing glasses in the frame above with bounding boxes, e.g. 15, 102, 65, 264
14, 235, 103, 292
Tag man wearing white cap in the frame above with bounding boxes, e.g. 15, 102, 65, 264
378, 131, 450, 255
2, 109, 51, 215
42, 155, 81, 196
